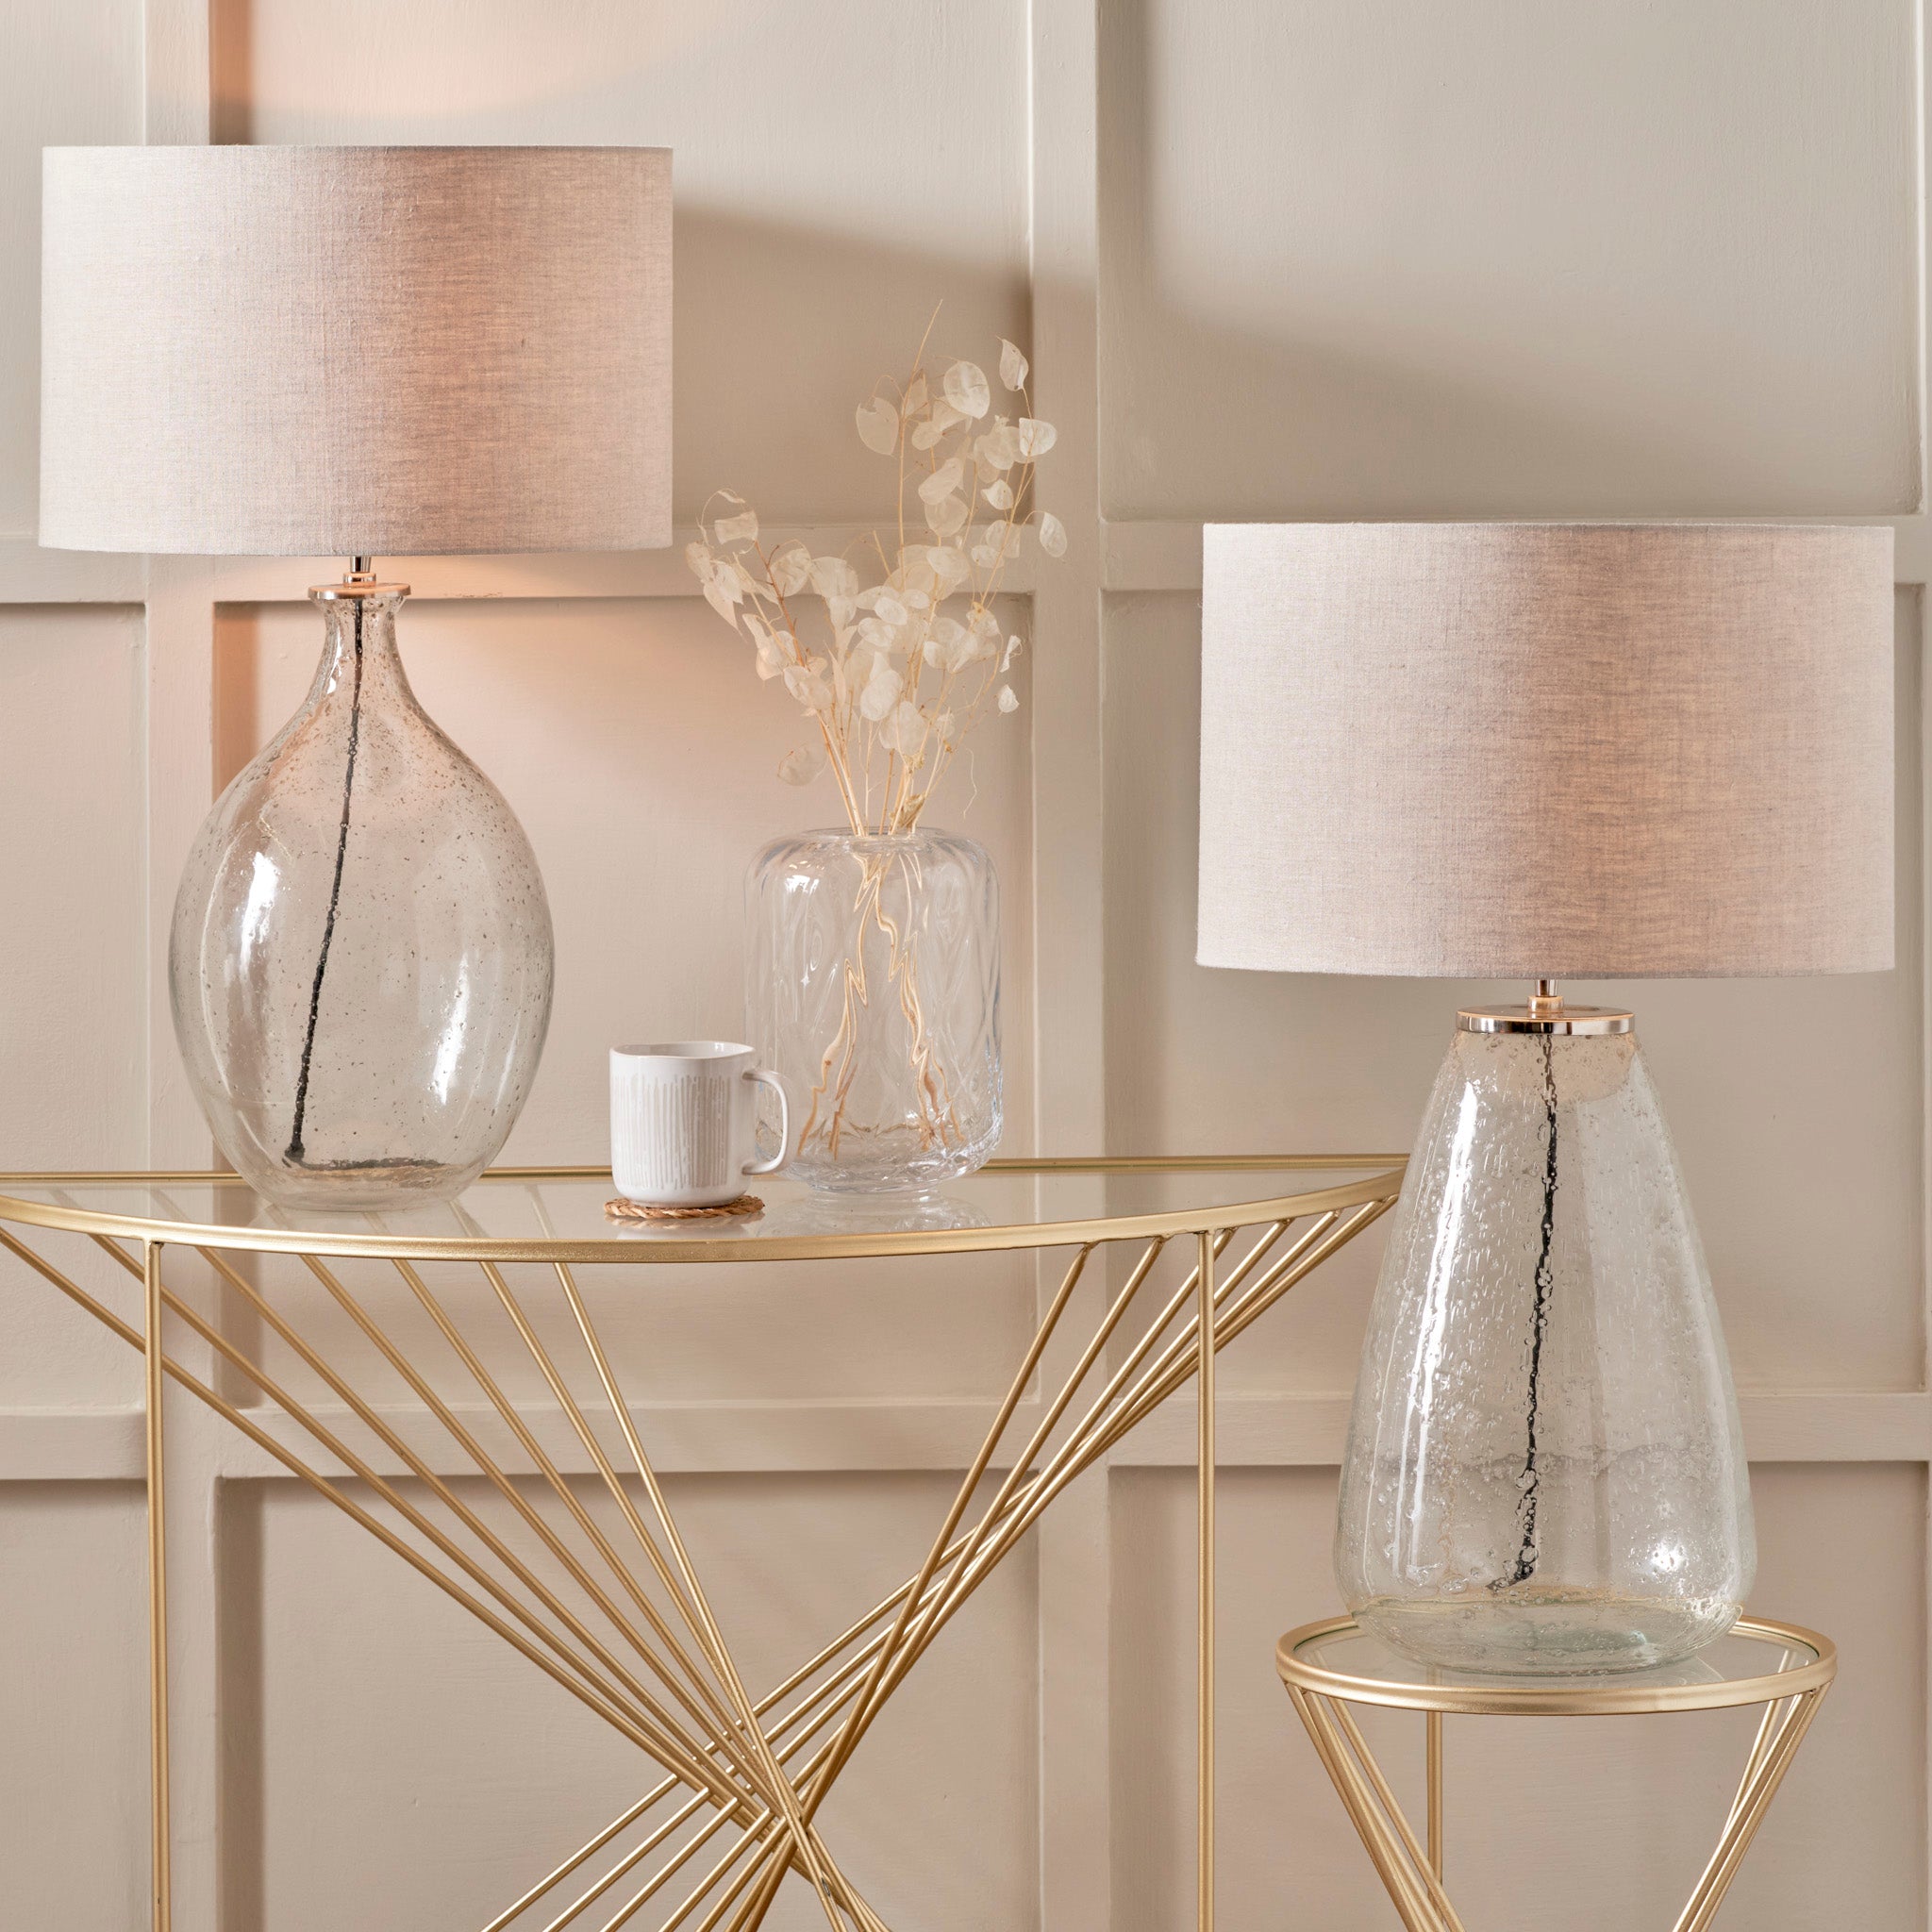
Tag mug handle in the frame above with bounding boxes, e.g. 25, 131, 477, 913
742, 1068, 791, 1176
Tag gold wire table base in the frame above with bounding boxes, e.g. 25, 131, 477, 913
1277, 1613, 1837, 1932
0, 1158, 1406, 1932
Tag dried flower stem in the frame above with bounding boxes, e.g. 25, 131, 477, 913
793, 850, 964, 1160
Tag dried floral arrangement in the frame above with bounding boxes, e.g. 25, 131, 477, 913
685, 327, 1060, 837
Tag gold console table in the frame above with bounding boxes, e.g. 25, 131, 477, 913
1278, 1612, 1836, 1932
0, 1156, 1405, 1932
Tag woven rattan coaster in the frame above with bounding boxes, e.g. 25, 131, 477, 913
605, 1195, 764, 1223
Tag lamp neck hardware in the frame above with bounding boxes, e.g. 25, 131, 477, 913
1457, 977, 1635, 1037
310, 555, 410, 602
1525, 977, 1565, 1021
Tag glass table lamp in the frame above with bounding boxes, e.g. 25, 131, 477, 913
1198, 522, 1893, 1674
38, 146, 672, 1207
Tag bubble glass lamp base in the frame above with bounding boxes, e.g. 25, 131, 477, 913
168, 564, 554, 1208
1335, 987, 1755, 1677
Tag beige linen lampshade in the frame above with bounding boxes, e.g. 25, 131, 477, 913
39, 144, 672, 557
1196, 522, 1895, 979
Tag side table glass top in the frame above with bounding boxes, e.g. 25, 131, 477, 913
1280, 1613, 1835, 1715
0, 1156, 1405, 1260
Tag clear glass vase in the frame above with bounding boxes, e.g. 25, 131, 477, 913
169, 581, 554, 1209
1335, 1015, 1754, 1674
747, 828, 1001, 1192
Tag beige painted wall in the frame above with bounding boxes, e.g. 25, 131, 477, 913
0, 0, 1924, 1926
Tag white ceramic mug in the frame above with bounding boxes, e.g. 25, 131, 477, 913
609, 1041, 790, 1207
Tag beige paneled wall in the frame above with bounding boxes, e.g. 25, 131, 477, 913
0, 1, 143, 529
0, 608, 149, 1405
0, 0, 1925, 1926
0, 1486, 151, 1930
0, 5, 153, 1907
1099, 0, 1921, 520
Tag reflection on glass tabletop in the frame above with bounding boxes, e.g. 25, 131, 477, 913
0, 1157, 1406, 1260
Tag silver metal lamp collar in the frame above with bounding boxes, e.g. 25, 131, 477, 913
310, 555, 412, 600
1457, 978, 1634, 1036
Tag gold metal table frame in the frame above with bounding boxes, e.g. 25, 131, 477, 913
0, 1155, 1407, 1932
1277, 1612, 1838, 1932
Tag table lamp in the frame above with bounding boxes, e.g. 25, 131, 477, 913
40, 146, 672, 1208
1198, 522, 1893, 1674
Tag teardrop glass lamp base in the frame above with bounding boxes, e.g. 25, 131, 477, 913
1335, 1016, 1755, 1676
1355, 1588, 1745, 1677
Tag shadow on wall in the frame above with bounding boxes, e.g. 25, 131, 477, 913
205, 2, 1031, 528
198, 0, 1922, 531
1096, 0, 1922, 523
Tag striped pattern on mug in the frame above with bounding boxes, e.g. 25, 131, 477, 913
613, 1072, 734, 1195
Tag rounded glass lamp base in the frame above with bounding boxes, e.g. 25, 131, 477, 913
240, 1156, 488, 1216
170, 580, 553, 1210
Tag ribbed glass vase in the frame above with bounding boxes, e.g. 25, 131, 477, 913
748, 828, 1001, 1191
169, 585, 554, 1209
1335, 1019, 1754, 1674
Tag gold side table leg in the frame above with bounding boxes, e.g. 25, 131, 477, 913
1426, 1709, 1443, 1882
1326, 1698, 1466, 1932
143, 1240, 171, 1932
1673, 1684, 1830, 1932
1289, 1670, 1827, 1932
1290, 1689, 1453, 1930
1198, 1229, 1216, 1932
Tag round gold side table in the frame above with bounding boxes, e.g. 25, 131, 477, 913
1277, 1613, 1836, 1932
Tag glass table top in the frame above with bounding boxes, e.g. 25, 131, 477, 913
0, 1158, 1406, 1259
1281, 1616, 1833, 1714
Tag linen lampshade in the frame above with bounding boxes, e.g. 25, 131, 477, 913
40, 144, 672, 557
1197, 522, 1894, 979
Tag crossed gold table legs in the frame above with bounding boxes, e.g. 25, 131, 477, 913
0, 1176, 1400, 1932
1280, 1617, 1836, 1932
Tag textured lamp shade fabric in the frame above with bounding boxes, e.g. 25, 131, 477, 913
40, 145, 672, 556
1197, 523, 1894, 978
